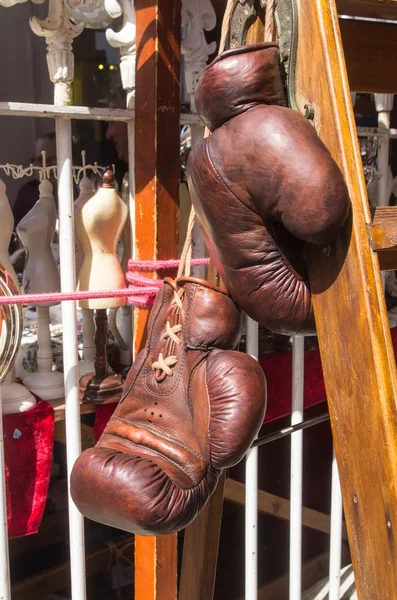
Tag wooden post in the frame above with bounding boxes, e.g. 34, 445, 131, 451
179, 474, 226, 600
293, 0, 397, 597
134, 0, 181, 598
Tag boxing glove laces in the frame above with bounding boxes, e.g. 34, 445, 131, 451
71, 277, 266, 535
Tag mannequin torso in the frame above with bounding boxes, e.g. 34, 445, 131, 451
76, 170, 128, 309
17, 179, 60, 298
0, 179, 18, 285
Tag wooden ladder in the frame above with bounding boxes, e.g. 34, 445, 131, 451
133, 0, 397, 598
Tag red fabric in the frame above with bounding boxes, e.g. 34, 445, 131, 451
261, 327, 397, 423
93, 404, 117, 442
93, 329, 397, 435
260, 345, 325, 423
4, 398, 54, 539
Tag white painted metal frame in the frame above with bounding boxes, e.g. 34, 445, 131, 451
290, 335, 305, 600
245, 316, 259, 600
56, 117, 86, 600
0, 386, 11, 600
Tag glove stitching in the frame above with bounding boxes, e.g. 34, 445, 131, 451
119, 286, 166, 403
186, 351, 210, 419
205, 139, 310, 295
101, 433, 200, 487
112, 414, 208, 464
204, 138, 260, 216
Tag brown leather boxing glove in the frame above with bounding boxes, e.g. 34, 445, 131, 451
187, 42, 350, 334
70, 278, 266, 535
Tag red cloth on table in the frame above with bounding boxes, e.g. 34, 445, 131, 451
260, 345, 325, 424
261, 327, 397, 423
4, 398, 54, 539
93, 328, 397, 437
93, 404, 117, 442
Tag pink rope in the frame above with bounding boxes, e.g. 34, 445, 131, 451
127, 259, 209, 271
126, 258, 209, 307
0, 287, 159, 306
0, 258, 210, 309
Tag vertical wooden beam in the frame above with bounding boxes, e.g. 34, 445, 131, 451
179, 474, 226, 600
134, 0, 181, 598
293, 0, 397, 597
134, 0, 181, 354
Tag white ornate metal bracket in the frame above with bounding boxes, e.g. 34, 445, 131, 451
105, 0, 136, 109
30, 0, 84, 106
0, 0, 44, 6
181, 0, 216, 113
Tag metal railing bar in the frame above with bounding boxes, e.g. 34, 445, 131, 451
329, 449, 343, 600
56, 117, 87, 600
0, 102, 201, 125
251, 412, 330, 447
289, 335, 305, 600
245, 316, 259, 600
0, 387, 11, 600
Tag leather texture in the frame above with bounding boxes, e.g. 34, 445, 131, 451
70, 278, 266, 535
188, 43, 350, 334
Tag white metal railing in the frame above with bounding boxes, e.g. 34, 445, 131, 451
245, 317, 259, 600
290, 335, 305, 600
56, 117, 87, 599
0, 386, 10, 600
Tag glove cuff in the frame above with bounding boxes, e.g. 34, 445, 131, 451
195, 42, 287, 132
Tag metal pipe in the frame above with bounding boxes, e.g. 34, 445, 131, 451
329, 449, 343, 600
56, 117, 87, 600
374, 94, 394, 207
0, 102, 200, 125
245, 316, 259, 600
289, 335, 304, 600
0, 385, 11, 600
251, 412, 329, 447
190, 123, 206, 279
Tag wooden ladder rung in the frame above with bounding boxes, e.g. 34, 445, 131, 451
368, 207, 397, 269
369, 206, 397, 251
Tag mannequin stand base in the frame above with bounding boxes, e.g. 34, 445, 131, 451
79, 372, 123, 405
23, 370, 65, 402
1, 382, 37, 414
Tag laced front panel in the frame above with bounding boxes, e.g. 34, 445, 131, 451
151, 206, 198, 381
152, 288, 184, 380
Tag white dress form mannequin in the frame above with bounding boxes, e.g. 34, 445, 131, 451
74, 170, 96, 377
76, 169, 127, 403
16, 178, 64, 401
0, 178, 36, 413
76, 169, 127, 310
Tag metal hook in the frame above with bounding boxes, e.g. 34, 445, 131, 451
41, 150, 47, 182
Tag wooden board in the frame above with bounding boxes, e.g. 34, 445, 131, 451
293, 0, 397, 597
52, 397, 95, 422
255, 549, 350, 600
179, 474, 226, 600
134, 0, 181, 598
337, 0, 397, 19
339, 18, 397, 93
224, 479, 348, 539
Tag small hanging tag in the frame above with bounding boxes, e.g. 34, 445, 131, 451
13, 429, 22, 440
